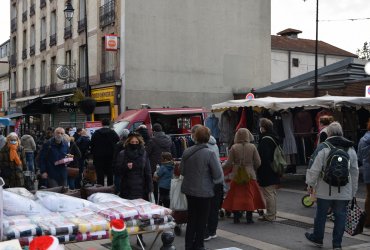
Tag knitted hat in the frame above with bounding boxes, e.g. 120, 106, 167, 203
29, 236, 61, 250
110, 219, 126, 232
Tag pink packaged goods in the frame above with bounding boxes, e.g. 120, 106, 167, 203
38, 218, 78, 236
76, 230, 110, 242
61, 208, 95, 218
128, 199, 150, 207
111, 206, 139, 220
97, 208, 121, 221
136, 204, 172, 219
68, 214, 110, 233
91, 201, 123, 211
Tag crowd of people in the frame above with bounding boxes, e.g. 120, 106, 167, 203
0, 114, 369, 250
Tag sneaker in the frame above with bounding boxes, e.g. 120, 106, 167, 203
204, 235, 212, 241
258, 216, 273, 222
304, 232, 323, 248
210, 234, 218, 239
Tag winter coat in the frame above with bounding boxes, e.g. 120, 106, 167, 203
136, 127, 150, 145
207, 136, 220, 159
357, 131, 370, 183
76, 136, 90, 157
156, 162, 174, 190
20, 135, 36, 153
257, 133, 281, 187
181, 144, 223, 198
219, 110, 239, 144
306, 136, 359, 200
222, 128, 261, 181
0, 144, 26, 187
146, 132, 175, 173
68, 141, 82, 169
39, 138, 69, 183
115, 146, 153, 200
0, 135, 6, 150
91, 127, 119, 160
205, 115, 220, 139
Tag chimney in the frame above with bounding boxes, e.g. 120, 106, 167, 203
277, 28, 302, 39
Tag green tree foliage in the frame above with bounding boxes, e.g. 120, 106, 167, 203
357, 41, 370, 60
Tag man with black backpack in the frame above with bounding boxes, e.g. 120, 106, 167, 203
305, 122, 359, 250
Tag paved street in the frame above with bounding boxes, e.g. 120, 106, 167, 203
64, 167, 370, 250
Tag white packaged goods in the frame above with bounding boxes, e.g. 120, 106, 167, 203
3, 222, 42, 239
3, 215, 32, 228
35, 191, 92, 212
87, 193, 128, 204
3, 191, 51, 216
142, 222, 176, 232
6, 187, 37, 200
136, 204, 172, 219
67, 214, 110, 233
129, 198, 150, 207
90, 201, 123, 211
61, 208, 95, 219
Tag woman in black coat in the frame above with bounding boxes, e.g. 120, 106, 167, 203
257, 118, 281, 222
115, 132, 153, 247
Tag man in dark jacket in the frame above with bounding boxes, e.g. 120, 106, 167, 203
257, 118, 281, 222
146, 123, 175, 202
91, 119, 119, 186
39, 127, 69, 188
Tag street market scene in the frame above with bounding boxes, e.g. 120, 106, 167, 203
1, 0, 370, 249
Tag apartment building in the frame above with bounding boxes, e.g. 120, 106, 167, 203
9, 0, 121, 130
0, 40, 10, 116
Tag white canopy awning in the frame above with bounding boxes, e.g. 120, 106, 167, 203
211, 95, 370, 112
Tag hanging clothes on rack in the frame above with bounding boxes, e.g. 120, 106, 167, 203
220, 110, 239, 144
171, 135, 192, 158
281, 110, 297, 173
205, 114, 220, 141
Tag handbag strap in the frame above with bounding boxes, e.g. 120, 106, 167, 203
350, 197, 357, 210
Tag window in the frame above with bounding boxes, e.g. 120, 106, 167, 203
51, 56, 56, 84
41, 17, 46, 41
30, 25, 35, 46
51, 11, 56, 35
12, 72, 17, 94
23, 67, 28, 92
23, 29, 27, 50
79, 45, 86, 78
292, 58, 299, 67
102, 37, 115, 72
79, 0, 86, 20
41, 60, 46, 87
30, 65, 35, 89
22, 0, 27, 12
65, 50, 72, 66
11, 4, 17, 19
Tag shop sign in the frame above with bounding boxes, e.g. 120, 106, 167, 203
245, 92, 255, 100
58, 101, 77, 112
91, 87, 115, 102
105, 34, 118, 51
85, 121, 103, 138
63, 82, 77, 90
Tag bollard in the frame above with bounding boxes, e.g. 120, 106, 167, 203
160, 231, 176, 250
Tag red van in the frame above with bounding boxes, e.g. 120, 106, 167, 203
113, 108, 208, 138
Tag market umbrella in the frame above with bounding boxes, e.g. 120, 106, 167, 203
0, 118, 11, 126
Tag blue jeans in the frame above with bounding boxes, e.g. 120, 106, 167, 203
25, 152, 34, 172
313, 198, 349, 248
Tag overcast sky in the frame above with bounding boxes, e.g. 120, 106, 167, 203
0, 1, 369, 54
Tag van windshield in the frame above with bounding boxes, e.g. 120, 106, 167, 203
113, 121, 129, 138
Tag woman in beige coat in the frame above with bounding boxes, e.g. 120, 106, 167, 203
222, 128, 265, 223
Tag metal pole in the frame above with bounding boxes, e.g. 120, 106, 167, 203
84, 0, 89, 97
314, 0, 319, 97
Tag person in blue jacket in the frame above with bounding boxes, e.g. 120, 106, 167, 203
154, 152, 174, 208
39, 127, 69, 188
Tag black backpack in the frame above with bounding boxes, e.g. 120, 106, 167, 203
322, 141, 350, 195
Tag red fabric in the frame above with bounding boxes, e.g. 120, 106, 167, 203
235, 108, 247, 131
222, 180, 265, 211
29, 236, 54, 250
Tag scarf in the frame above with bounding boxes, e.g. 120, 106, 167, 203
9, 142, 22, 166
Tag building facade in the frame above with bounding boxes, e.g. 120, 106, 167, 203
120, 0, 271, 110
0, 40, 10, 117
271, 29, 357, 84
9, 0, 121, 131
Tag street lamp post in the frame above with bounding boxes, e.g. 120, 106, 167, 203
314, 0, 319, 97
64, 0, 90, 98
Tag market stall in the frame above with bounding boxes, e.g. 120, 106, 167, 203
212, 95, 370, 168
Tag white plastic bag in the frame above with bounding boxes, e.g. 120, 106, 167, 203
170, 177, 187, 211
3, 191, 50, 216
35, 191, 93, 212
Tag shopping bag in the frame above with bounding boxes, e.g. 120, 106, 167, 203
170, 177, 187, 211
345, 198, 366, 236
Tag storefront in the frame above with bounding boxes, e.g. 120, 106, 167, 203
91, 86, 118, 121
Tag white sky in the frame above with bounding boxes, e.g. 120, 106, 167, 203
0, 1, 369, 53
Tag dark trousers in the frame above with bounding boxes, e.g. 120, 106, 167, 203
185, 195, 211, 250
365, 184, 370, 227
206, 184, 224, 235
94, 158, 113, 186
159, 187, 170, 208
153, 181, 159, 204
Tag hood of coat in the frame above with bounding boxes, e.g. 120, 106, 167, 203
326, 136, 354, 148
162, 162, 174, 170
182, 144, 208, 161
234, 128, 254, 144
208, 135, 217, 145
361, 131, 370, 144
153, 132, 172, 148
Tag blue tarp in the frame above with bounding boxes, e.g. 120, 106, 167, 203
0, 118, 12, 126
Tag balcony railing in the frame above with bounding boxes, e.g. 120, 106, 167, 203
40, 39, 46, 51
30, 88, 36, 95
11, 93, 17, 100
100, 70, 116, 83
49, 34, 57, 47
11, 18, 17, 33
10, 54, 17, 68
50, 83, 58, 92
39, 86, 46, 94
30, 4, 35, 16
64, 26, 72, 39
78, 18, 86, 33
40, 0, 46, 9
99, 0, 115, 28
22, 11, 27, 22
29, 45, 35, 56
22, 49, 27, 60
22, 90, 29, 97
